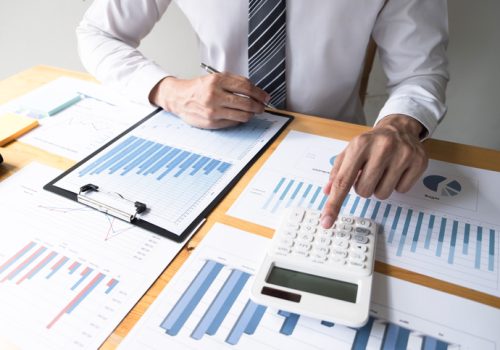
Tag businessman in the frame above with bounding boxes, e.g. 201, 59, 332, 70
77, 0, 448, 228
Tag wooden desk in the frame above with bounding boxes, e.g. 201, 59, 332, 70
1, 66, 499, 349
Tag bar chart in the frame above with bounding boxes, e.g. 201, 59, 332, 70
54, 111, 289, 235
120, 224, 497, 350
0, 241, 119, 329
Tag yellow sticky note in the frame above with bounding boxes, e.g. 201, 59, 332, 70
0, 113, 39, 146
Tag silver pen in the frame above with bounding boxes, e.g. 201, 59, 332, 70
200, 63, 276, 109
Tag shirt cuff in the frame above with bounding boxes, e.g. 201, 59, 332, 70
374, 97, 440, 141
125, 62, 171, 106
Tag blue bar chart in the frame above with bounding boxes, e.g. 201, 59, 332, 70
250, 173, 498, 294
156, 258, 455, 349
118, 224, 498, 350
0, 241, 120, 330
263, 176, 328, 213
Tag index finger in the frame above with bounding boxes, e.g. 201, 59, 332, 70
221, 73, 270, 104
321, 152, 364, 228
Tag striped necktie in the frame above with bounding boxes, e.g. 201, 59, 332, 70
248, 0, 286, 109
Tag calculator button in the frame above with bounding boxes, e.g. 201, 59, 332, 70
316, 236, 332, 246
293, 250, 310, 258
353, 235, 369, 244
282, 230, 298, 239
349, 252, 367, 261
300, 224, 317, 234
340, 217, 355, 224
348, 259, 366, 268
337, 224, 353, 232
354, 227, 371, 236
313, 246, 330, 255
279, 238, 294, 247
331, 248, 348, 257
298, 233, 314, 242
275, 246, 292, 255
317, 228, 334, 237
329, 256, 346, 265
295, 242, 312, 251
357, 219, 372, 228
285, 223, 300, 231
333, 239, 350, 249
334, 231, 351, 240
289, 208, 305, 223
351, 244, 368, 253
304, 217, 320, 226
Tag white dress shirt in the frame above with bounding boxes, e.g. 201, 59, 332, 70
76, 0, 449, 137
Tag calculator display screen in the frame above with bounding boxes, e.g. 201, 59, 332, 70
266, 266, 358, 303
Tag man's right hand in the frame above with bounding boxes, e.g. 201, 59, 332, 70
149, 73, 270, 129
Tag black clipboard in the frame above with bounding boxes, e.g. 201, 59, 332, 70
44, 108, 293, 242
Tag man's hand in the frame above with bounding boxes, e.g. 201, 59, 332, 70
320, 114, 428, 228
149, 73, 270, 129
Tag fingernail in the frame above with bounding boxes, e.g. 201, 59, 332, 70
265, 94, 271, 103
321, 215, 334, 229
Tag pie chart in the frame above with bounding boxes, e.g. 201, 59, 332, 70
329, 156, 337, 166
423, 175, 462, 197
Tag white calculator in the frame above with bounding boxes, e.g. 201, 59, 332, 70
250, 208, 378, 327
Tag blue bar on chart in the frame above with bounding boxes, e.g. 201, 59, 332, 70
448, 221, 458, 264
263, 177, 285, 210
77, 136, 231, 183
424, 215, 436, 249
370, 201, 381, 220
360, 199, 371, 218
422, 336, 449, 350
436, 218, 447, 257
350, 196, 360, 215
191, 269, 250, 340
46, 256, 69, 279
387, 206, 402, 243
382, 324, 410, 350
271, 179, 295, 213
352, 317, 374, 350
106, 278, 119, 294
341, 193, 351, 210
396, 209, 413, 256
68, 261, 81, 274
278, 310, 300, 336
298, 184, 313, 207
381, 204, 392, 227
47, 272, 106, 329
410, 212, 424, 253
160, 260, 224, 336
72, 266, 93, 290
1, 246, 47, 282
0, 241, 36, 275
17, 251, 57, 284
475, 227, 483, 269
462, 223, 470, 255
286, 181, 303, 208
226, 300, 267, 345
489, 229, 495, 271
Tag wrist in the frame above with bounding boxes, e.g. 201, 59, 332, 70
148, 76, 179, 112
375, 114, 424, 138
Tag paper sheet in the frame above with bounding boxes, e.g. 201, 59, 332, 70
0, 163, 188, 350
0, 77, 154, 160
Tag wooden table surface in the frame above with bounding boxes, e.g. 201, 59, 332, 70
1, 66, 499, 349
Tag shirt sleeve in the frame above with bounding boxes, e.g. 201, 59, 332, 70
76, 0, 172, 105
372, 0, 449, 140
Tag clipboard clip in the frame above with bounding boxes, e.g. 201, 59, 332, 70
77, 183, 147, 222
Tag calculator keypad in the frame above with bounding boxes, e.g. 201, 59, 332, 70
273, 208, 377, 275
